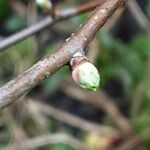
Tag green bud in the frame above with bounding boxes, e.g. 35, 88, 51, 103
72, 61, 100, 91
36, 0, 51, 10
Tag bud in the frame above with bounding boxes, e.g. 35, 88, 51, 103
36, 0, 52, 10
70, 55, 100, 91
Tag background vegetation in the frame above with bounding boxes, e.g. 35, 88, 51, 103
0, 0, 150, 149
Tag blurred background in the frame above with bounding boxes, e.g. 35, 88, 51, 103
0, 0, 150, 149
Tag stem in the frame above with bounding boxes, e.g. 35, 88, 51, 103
0, 0, 102, 51
0, 0, 127, 110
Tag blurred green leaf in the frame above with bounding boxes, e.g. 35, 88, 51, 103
132, 82, 150, 149
4, 15, 26, 33
131, 34, 150, 60
97, 32, 149, 89
0, 0, 9, 21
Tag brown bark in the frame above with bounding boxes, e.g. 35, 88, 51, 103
0, 0, 127, 111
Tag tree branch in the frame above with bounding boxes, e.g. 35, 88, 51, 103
0, 0, 103, 51
8, 133, 84, 150
28, 100, 119, 136
0, 0, 127, 111
127, 0, 149, 32
61, 80, 131, 135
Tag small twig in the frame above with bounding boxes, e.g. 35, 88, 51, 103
130, 54, 150, 119
27, 100, 119, 136
61, 80, 131, 135
8, 133, 84, 150
127, 0, 149, 32
10, 123, 28, 150
116, 136, 143, 150
0, 0, 103, 51
21, 99, 49, 132
0, 0, 127, 111
3, 109, 28, 150
27, 0, 39, 58
9, 0, 27, 17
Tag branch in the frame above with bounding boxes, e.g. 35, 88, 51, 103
8, 133, 84, 150
61, 81, 131, 135
9, 0, 27, 17
127, 0, 149, 32
0, 0, 103, 51
27, 100, 119, 136
116, 136, 143, 150
0, 0, 127, 110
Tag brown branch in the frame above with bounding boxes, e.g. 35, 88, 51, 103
8, 133, 84, 150
9, 0, 27, 17
27, 100, 119, 136
0, 0, 103, 51
61, 80, 131, 135
10, 122, 28, 150
127, 0, 149, 32
58, 0, 104, 20
116, 136, 143, 150
0, 0, 127, 111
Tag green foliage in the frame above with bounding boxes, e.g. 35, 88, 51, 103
4, 15, 26, 33
132, 98, 150, 149
0, 144, 6, 150
146, 1, 150, 18
0, 37, 37, 83
133, 118, 150, 149
0, 52, 15, 81
129, 34, 150, 140
97, 31, 150, 93
0, 0, 9, 21
10, 37, 35, 58
98, 32, 150, 149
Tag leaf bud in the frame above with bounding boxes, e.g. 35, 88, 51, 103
70, 53, 100, 91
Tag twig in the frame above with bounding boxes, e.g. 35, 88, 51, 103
8, 133, 84, 150
116, 136, 143, 150
127, 0, 149, 32
61, 80, 131, 135
27, 100, 119, 136
3, 108, 28, 150
104, 7, 125, 31
10, 123, 28, 150
0, 0, 103, 51
9, 0, 27, 17
27, 0, 39, 58
21, 99, 49, 132
130, 53, 150, 119
0, 0, 127, 110
57, 0, 104, 20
